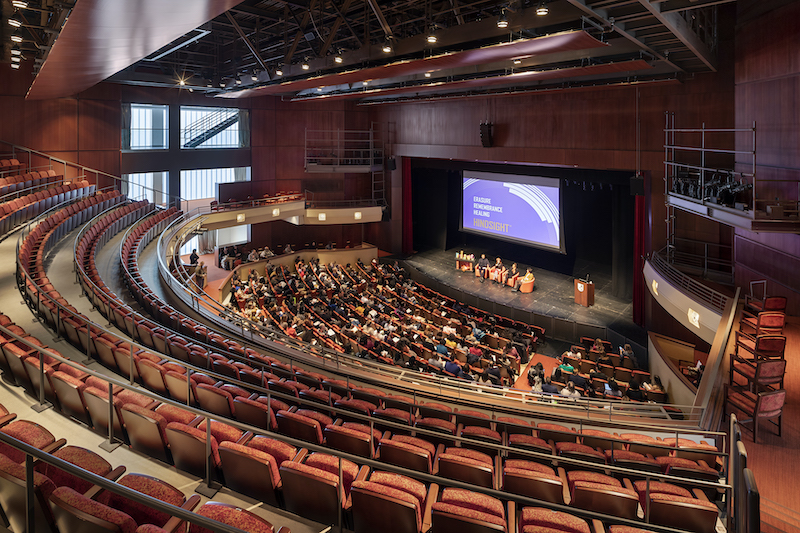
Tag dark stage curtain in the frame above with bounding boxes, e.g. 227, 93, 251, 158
402, 157, 413, 255
611, 186, 635, 300
633, 194, 646, 326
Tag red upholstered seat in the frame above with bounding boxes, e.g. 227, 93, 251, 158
432, 488, 507, 532
218, 441, 283, 506
518, 507, 591, 533
0, 420, 57, 463
196, 419, 243, 444
189, 502, 277, 533
50, 486, 137, 533
39, 445, 113, 494
97, 473, 186, 528
247, 436, 297, 466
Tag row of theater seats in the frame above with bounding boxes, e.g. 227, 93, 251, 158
0, 158, 25, 173
0, 180, 95, 236
10, 188, 726, 532
0, 403, 291, 533
0, 169, 60, 196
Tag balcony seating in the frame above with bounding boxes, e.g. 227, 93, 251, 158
0, 452, 58, 533
740, 311, 785, 336
730, 356, 786, 392
502, 459, 565, 504
351, 471, 435, 533
518, 507, 591, 533
633, 481, 719, 533
0, 419, 64, 463
189, 501, 289, 533
96, 473, 199, 529
725, 386, 786, 443
280, 452, 363, 525
734, 331, 786, 360
434, 447, 498, 490
218, 436, 296, 507
38, 445, 124, 494
164, 422, 225, 482
566, 471, 638, 519
431, 487, 509, 533
377, 435, 437, 474
744, 295, 787, 315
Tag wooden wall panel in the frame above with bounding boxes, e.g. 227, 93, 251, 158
78, 99, 121, 151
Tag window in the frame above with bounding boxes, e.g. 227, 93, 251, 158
122, 103, 169, 150
180, 167, 250, 201
180, 106, 250, 149
122, 172, 168, 206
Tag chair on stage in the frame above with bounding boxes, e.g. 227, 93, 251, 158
519, 276, 535, 293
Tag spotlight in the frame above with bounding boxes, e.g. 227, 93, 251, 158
10, 62, 20, 69
334, 53, 343, 64
11, 29, 23, 43
219, 79, 226, 87
11, 56, 21, 63
382, 40, 392, 53
251, 72, 259, 81
301, 58, 310, 70
362, 80, 369, 86
11, 45, 21, 56
426, 26, 437, 43
317, 87, 322, 91
9, 12, 23, 28
513, 59, 521, 65
497, 9, 508, 29
12, 1, 28, 8
275, 67, 283, 76
424, 72, 431, 78
536, 2, 549, 16
178, 78, 186, 86
235, 76, 242, 85
206, 80, 213, 87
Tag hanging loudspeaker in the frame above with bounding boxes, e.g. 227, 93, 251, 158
480, 123, 493, 148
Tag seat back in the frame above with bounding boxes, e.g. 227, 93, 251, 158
119, 404, 170, 464
0, 454, 58, 533
280, 461, 344, 525
188, 502, 275, 533
217, 442, 281, 507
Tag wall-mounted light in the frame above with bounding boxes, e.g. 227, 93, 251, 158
651, 279, 658, 296
354, 211, 362, 220
236, 213, 246, 223
318, 213, 326, 221
687, 308, 700, 328
272, 208, 280, 217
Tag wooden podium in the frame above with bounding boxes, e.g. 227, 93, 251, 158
574, 279, 594, 307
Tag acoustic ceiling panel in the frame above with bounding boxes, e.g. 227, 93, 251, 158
26, 0, 246, 100
219, 30, 608, 99
292, 59, 654, 102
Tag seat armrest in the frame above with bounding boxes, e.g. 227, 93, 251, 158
187, 416, 203, 428
0, 414, 17, 428
692, 488, 711, 501
42, 438, 66, 455
236, 431, 254, 445
591, 519, 606, 533
355, 465, 370, 483
507, 500, 516, 533
558, 467, 570, 504
160, 495, 202, 533
276, 527, 292, 533
422, 482, 438, 531
144, 400, 159, 410
105, 465, 126, 481
292, 448, 310, 462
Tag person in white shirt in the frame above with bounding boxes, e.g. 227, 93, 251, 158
560, 382, 582, 398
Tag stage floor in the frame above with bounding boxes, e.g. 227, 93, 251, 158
404, 248, 646, 347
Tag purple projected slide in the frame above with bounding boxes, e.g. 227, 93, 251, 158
461, 171, 561, 251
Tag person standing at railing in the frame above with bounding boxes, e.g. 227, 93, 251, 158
194, 261, 207, 292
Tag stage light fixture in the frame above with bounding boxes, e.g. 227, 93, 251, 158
362, 80, 369, 86
11, 30, 23, 43
235, 77, 242, 85
497, 9, 508, 28
301, 58, 310, 70
536, 2, 549, 16
275, 67, 283, 76
12, 1, 28, 8
9, 12, 23, 28
178, 78, 186, 86
424, 72, 431, 78
11, 45, 21, 56
251, 72, 259, 81
382, 42, 392, 53
513, 59, 521, 65
10, 62, 20, 69
334, 53, 343, 64
11, 56, 21, 63
426, 27, 437, 43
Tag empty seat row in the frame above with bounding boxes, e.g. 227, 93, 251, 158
0, 168, 61, 196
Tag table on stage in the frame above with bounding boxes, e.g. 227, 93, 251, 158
574, 278, 594, 307
455, 258, 474, 271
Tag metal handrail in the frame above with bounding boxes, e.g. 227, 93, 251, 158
651, 247, 729, 312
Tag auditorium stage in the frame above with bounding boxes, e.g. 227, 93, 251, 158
402, 248, 646, 350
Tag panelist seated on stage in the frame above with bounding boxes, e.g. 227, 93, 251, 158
503, 263, 520, 287
489, 257, 507, 284
512, 268, 535, 293
475, 254, 490, 281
